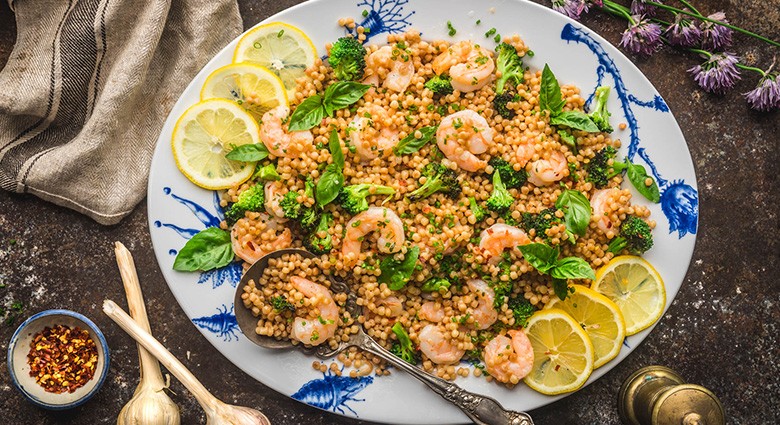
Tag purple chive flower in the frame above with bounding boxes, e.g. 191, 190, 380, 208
665, 13, 702, 47
700, 12, 734, 51
688, 52, 741, 94
744, 73, 780, 112
630, 0, 662, 18
551, 0, 601, 20
552, 0, 588, 20
619, 16, 663, 57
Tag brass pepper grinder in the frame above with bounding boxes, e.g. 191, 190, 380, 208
618, 366, 725, 425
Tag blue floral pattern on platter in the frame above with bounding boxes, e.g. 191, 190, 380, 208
192, 304, 240, 342
147, 0, 701, 420
292, 368, 374, 416
350, 0, 414, 41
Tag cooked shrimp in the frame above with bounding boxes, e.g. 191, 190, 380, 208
478, 223, 531, 264
418, 324, 465, 365
259, 105, 314, 158
436, 110, 493, 172
483, 330, 534, 384
466, 279, 498, 330
432, 41, 494, 92
419, 301, 445, 322
365, 45, 415, 93
264, 181, 286, 219
349, 105, 399, 161
516, 143, 535, 166
527, 151, 568, 186
342, 207, 405, 265
230, 215, 292, 264
591, 188, 620, 234
376, 295, 404, 317
290, 276, 339, 346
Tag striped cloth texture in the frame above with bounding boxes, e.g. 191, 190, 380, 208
0, 0, 241, 224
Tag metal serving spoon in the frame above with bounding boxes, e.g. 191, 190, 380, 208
233, 249, 534, 425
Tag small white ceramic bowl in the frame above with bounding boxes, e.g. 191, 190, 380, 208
7, 309, 110, 409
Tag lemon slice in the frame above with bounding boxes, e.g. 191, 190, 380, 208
523, 309, 595, 395
171, 99, 259, 190
592, 256, 666, 335
200, 63, 288, 122
233, 22, 317, 95
546, 285, 626, 368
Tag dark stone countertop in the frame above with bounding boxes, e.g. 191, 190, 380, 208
0, 1, 777, 424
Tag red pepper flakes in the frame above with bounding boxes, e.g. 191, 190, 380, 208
27, 324, 99, 394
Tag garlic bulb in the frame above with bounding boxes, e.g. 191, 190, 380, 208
117, 385, 180, 425
103, 300, 271, 425
114, 242, 180, 425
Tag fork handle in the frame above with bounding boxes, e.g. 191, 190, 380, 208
352, 331, 534, 425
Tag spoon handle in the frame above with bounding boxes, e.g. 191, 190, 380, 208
352, 331, 534, 425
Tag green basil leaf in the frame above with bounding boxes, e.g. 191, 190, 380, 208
315, 163, 344, 207
288, 95, 325, 131
393, 126, 438, 155
552, 278, 570, 301
550, 110, 600, 133
626, 160, 661, 203
539, 64, 565, 115
329, 130, 345, 169
322, 81, 371, 116
173, 227, 233, 272
551, 256, 596, 281
224, 143, 269, 162
518, 243, 559, 274
379, 246, 420, 290
555, 189, 591, 237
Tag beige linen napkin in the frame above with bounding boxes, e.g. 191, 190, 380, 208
0, 0, 241, 224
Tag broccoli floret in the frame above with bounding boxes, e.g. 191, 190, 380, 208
586, 145, 617, 189
488, 157, 527, 189
607, 216, 654, 255
486, 171, 514, 213
493, 91, 518, 120
424, 74, 454, 95
407, 162, 461, 201
299, 208, 320, 232
589, 86, 614, 133
305, 213, 333, 255
420, 278, 451, 292
280, 189, 319, 230
495, 43, 524, 95
337, 184, 396, 215
469, 197, 486, 223
270, 296, 295, 313
224, 184, 265, 226
329, 37, 367, 81
254, 163, 280, 181
520, 207, 560, 239
279, 191, 303, 220
508, 296, 536, 327
390, 322, 419, 365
